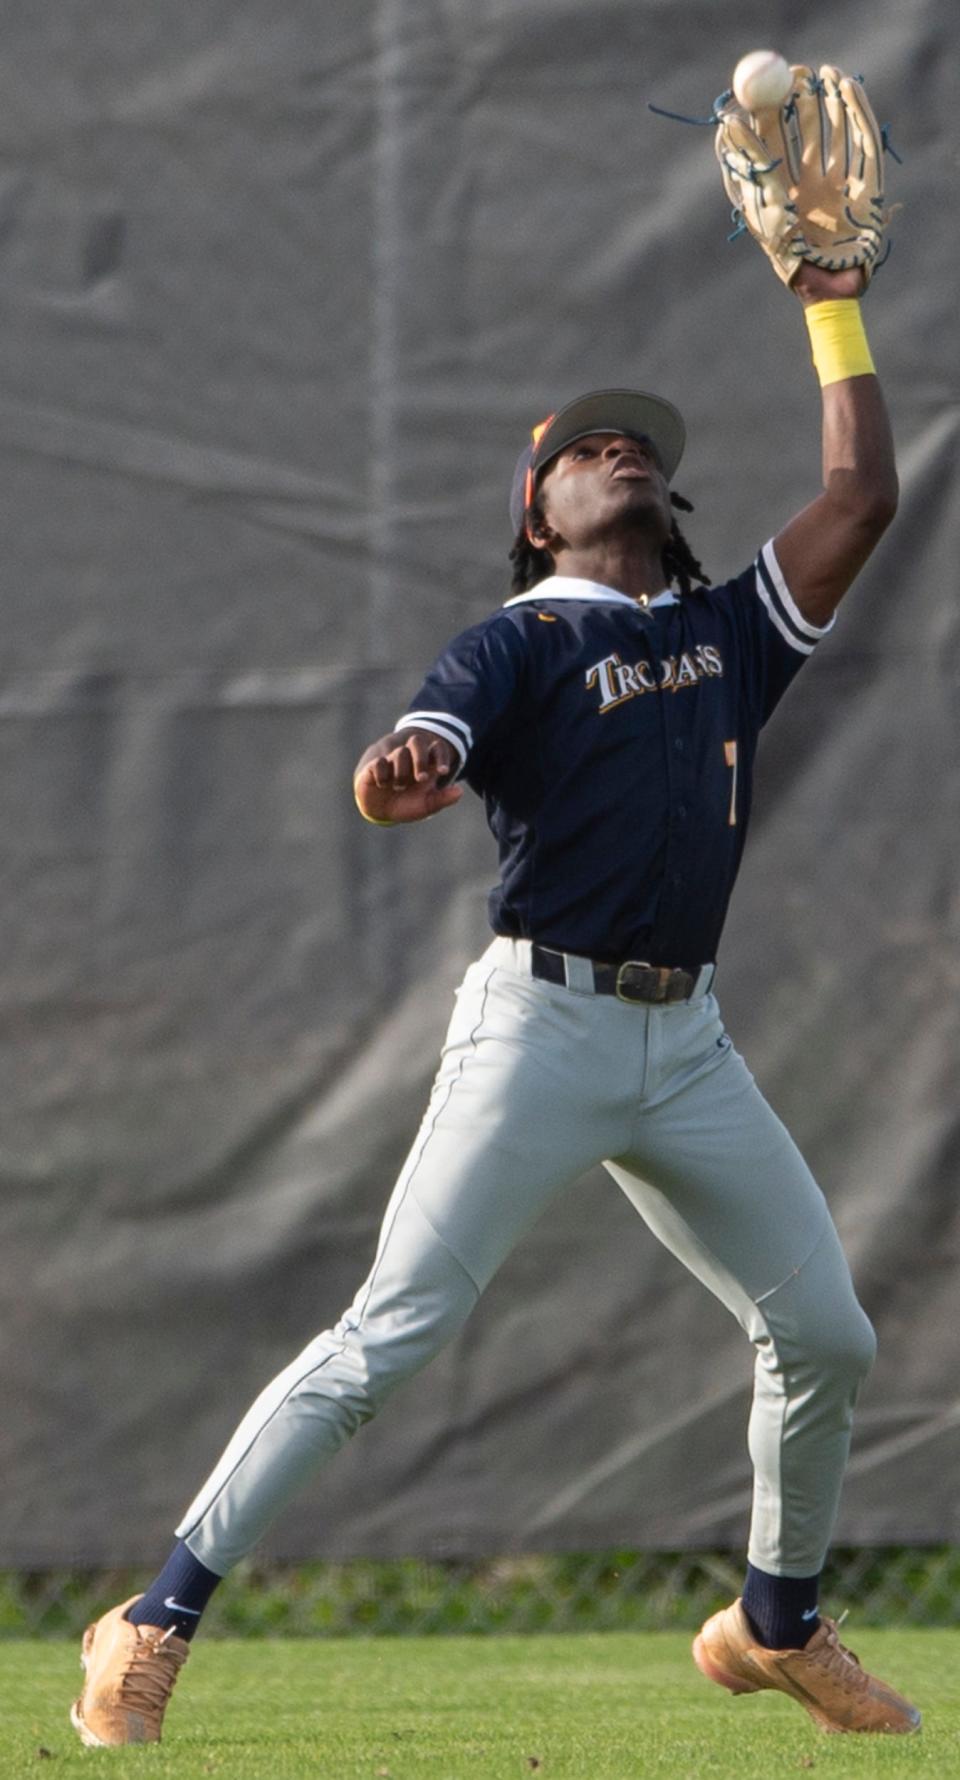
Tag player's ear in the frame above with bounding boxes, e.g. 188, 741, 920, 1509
524, 500, 553, 553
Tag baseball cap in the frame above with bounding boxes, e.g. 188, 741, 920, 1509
509, 388, 686, 534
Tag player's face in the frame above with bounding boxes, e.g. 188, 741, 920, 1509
536, 433, 672, 547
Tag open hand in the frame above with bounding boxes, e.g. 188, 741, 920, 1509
353, 728, 463, 825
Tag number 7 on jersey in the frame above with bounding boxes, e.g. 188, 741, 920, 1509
724, 739, 738, 827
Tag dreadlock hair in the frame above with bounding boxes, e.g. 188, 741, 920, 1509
508, 499, 552, 596
662, 491, 711, 598
508, 490, 711, 598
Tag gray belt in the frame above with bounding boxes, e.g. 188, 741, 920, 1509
530, 943, 715, 1005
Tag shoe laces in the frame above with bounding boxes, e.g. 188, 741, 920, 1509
812, 1614, 868, 1695
117, 1628, 186, 1714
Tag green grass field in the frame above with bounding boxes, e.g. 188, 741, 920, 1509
4, 1631, 958, 1780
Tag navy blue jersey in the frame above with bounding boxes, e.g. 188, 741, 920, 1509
396, 541, 833, 964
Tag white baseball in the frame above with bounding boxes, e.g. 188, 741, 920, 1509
732, 49, 792, 112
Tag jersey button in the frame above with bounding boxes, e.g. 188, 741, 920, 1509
677, 803, 687, 820
674, 737, 685, 753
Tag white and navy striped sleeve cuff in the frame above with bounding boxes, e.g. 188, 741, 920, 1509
393, 710, 472, 776
755, 539, 836, 655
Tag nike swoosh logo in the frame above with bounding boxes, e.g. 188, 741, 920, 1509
164, 1595, 201, 1615
801, 1607, 820, 1621
772, 1664, 825, 1709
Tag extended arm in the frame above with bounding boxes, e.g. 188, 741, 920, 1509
772, 265, 898, 629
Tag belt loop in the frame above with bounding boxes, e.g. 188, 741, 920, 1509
562, 952, 596, 994
511, 937, 534, 975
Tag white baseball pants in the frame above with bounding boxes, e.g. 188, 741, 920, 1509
177, 937, 876, 1576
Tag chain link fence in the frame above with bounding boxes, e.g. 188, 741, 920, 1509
3, 1548, 959, 1638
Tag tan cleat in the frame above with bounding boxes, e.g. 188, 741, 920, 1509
70, 1595, 189, 1746
693, 1598, 920, 1734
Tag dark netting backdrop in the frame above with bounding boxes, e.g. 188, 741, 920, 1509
1, 0, 957, 1570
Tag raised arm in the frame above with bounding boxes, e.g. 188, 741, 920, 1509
353, 728, 462, 826
772, 264, 898, 629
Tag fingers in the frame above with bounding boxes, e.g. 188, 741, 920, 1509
361, 733, 457, 795
833, 69, 884, 195
719, 111, 777, 175
363, 745, 413, 797
783, 65, 815, 184
393, 735, 455, 786
787, 65, 826, 187
716, 111, 793, 255
409, 732, 457, 781
370, 750, 401, 790
818, 66, 845, 162
821, 65, 886, 280
354, 765, 463, 826
813, 65, 883, 197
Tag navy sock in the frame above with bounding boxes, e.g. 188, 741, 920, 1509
127, 1540, 223, 1642
741, 1562, 821, 1650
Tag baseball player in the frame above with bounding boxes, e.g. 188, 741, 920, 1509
72, 65, 919, 1744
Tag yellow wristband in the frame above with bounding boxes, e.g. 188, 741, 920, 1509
804, 299, 876, 387
354, 788, 396, 827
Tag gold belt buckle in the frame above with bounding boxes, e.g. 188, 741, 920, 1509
615, 961, 664, 1003
615, 963, 694, 1004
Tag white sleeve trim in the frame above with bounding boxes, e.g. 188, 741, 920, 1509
759, 539, 837, 645
393, 711, 470, 772
755, 577, 815, 655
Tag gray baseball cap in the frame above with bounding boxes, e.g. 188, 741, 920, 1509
509, 387, 686, 533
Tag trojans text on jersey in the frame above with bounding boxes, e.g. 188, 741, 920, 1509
585, 645, 725, 713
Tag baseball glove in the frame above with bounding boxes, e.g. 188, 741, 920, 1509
715, 64, 891, 286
